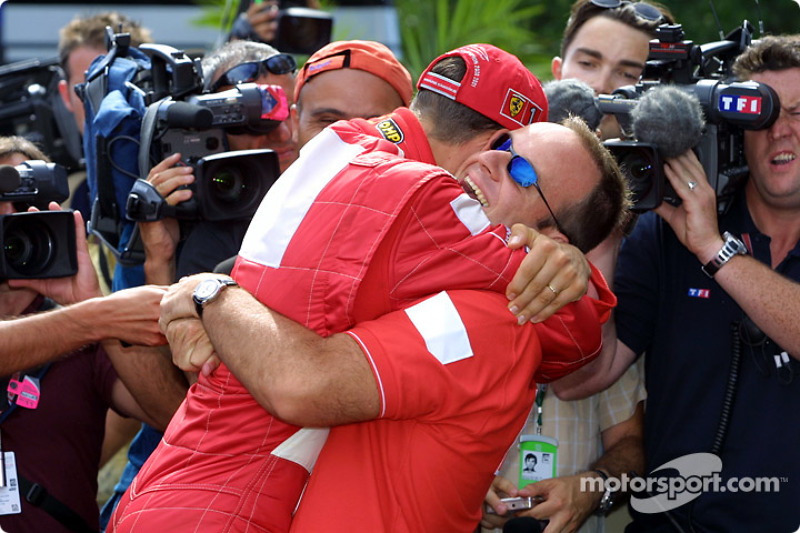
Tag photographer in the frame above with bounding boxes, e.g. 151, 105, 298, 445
0, 137, 186, 533
509, 34, 800, 531
57, 12, 153, 225
229, 0, 321, 47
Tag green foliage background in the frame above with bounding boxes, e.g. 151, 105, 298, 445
395, 0, 800, 81
194, 0, 800, 81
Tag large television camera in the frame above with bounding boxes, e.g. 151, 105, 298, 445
0, 58, 83, 172
125, 82, 284, 222
0, 210, 77, 280
79, 29, 285, 264
599, 21, 780, 212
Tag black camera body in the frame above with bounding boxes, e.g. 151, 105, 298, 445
0, 210, 77, 279
0, 58, 83, 172
125, 82, 286, 222
126, 148, 279, 222
0, 160, 70, 209
600, 21, 780, 212
274, 7, 333, 55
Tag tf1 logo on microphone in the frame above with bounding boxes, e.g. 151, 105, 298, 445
719, 94, 762, 115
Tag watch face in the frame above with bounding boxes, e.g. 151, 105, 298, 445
195, 279, 220, 301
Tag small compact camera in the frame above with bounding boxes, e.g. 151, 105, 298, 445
485, 496, 537, 515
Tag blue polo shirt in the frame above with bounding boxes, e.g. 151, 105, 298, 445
615, 190, 800, 532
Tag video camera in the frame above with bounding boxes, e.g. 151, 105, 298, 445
125, 82, 284, 222
599, 21, 780, 212
0, 58, 83, 172
79, 29, 286, 263
0, 160, 70, 209
0, 210, 77, 280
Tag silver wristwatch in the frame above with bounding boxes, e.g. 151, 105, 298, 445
192, 278, 238, 318
701, 232, 747, 278
592, 469, 616, 515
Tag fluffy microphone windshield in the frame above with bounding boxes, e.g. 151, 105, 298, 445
631, 85, 705, 159
544, 78, 603, 131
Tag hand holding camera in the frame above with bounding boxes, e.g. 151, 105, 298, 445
247, 0, 281, 43
4, 203, 98, 305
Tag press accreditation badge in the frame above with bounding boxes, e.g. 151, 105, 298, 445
0, 452, 21, 515
519, 435, 558, 488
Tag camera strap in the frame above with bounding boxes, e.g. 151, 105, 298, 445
17, 475, 99, 533
0, 364, 98, 533
0, 298, 97, 532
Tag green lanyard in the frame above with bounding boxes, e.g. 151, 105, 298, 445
535, 384, 547, 435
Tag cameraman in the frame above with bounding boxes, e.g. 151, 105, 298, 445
0, 137, 185, 533
510, 34, 800, 531
100, 38, 300, 531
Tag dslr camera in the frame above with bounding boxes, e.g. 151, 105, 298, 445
599, 21, 780, 212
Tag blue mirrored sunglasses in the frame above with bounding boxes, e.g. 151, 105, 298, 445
590, 0, 664, 22
493, 137, 565, 235
210, 54, 297, 91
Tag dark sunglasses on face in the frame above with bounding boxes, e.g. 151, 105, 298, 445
210, 53, 297, 91
492, 136, 566, 237
589, 0, 665, 22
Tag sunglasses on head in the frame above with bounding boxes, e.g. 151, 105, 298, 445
590, 0, 665, 22
492, 136, 566, 237
210, 53, 297, 92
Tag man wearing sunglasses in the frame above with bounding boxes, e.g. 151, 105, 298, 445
112, 44, 627, 532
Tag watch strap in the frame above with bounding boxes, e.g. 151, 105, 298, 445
702, 232, 747, 278
194, 278, 237, 318
591, 469, 614, 515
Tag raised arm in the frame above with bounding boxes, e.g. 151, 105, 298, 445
161, 274, 379, 426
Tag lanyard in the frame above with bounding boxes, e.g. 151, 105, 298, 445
534, 384, 547, 435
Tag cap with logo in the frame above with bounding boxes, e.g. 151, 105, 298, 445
294, 40, 414, 107
417, 44, 547, 131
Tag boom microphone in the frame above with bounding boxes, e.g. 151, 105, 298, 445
631, 85, 705, 158
543, 78, 603, 131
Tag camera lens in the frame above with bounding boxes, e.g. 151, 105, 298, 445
3, 218, 54, 276
210, 168, 249, 204
618, 151, 656, 202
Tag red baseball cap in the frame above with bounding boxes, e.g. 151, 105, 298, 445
294, 40, 413, 106
417, 44, 547, 130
